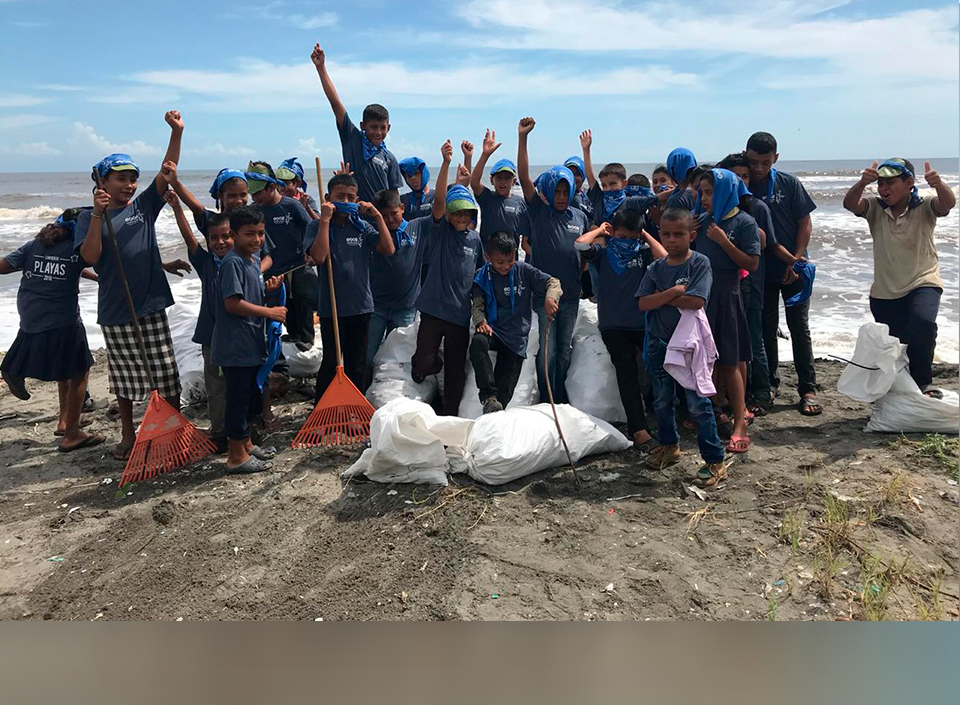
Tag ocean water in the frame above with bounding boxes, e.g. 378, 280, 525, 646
0, 160, 957, 365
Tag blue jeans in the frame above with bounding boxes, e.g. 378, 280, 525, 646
646, 336, 724, 464
366, 306, 417, 368
535, 296, 578, 404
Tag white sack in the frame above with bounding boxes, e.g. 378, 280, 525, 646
837, 323, 906, 403
566, 301, 626, 423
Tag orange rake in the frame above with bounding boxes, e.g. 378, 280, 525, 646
292, 158, 376, 449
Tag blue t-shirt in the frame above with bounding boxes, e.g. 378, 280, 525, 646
211, 250, 267, 367
750, 170, 816, 282
370, 216, 431, 311
308, 217, 381, 318
416, 217, 484, 326
636, 251, 713, 342
260, 196, 310, 277
476, 188, 528, 249
474, 261, 551, 358
695, 209, 761, 272
585, 242, 653, 332
401, 190, 435, 222
195, 207, 272, 260
338, 113, 404, 202
188, 246, 219, 347
74, 178, 174, 326
521, 197, 589, 300
4, 238, 87, 334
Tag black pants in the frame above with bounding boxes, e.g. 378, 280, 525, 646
469, 333, 524, 406
870, 287, 941, 390
411, 312, 469, 416
600, 328, 650, 436
286, 268, 319, 343
316, 314, 370, 402
222, 365, 262, 441
762, 280, 817, 396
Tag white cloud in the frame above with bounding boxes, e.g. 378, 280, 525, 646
0, 141, 62, 156
0, 113, 55, 130
255, 1, 337, 29
87, 86, 182, 105
37, 83, 87, 92
0, 93, 52, 107
70, 122, 162, 156
185, 143, 255, 158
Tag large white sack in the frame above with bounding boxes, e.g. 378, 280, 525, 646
865, 368, 959, 434
449, 403, 631, 485
838, 323, 906, 403
366, 320, 438, 408
343, 398, 474, 485
284, 329, 323, 378
566, 301, 626, 423
459, 317, 540, 419
168, 299, 206, 406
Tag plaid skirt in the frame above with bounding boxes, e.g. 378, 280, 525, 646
102, 309, 181, 400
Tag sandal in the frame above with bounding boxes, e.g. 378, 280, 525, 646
251, 445, 277, 460
693, 462, 728, 488
633, 438, 658, 454
715, 415, 734, 440
747, 402, 770, 417
112, 441, 133, 461
922, 386, 944, 400
54, 417, 93, 436
798, 394, 823, 416
225, 456, 272, 474
58, 433, 106, 453
726, 435, 751, 453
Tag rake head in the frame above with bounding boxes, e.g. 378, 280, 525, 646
292, 366, 375, 448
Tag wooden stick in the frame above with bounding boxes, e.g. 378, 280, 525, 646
315, 158, 342, 368
543, 321, 579, 482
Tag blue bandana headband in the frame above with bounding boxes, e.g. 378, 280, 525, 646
666, 148, 696, 185
695, 168, 751, 222
399, 157, 430, 210
563, 156, 585, 180
277, 157, 307, 190
474, 262, 515, 324
209, 168, 247, 199
877, 160, 923, 210
539, 166, 576, 210
93, 153, 140, 179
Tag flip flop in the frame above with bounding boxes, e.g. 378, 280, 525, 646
225, 456, 272, 474
726, 435, 751, 453
798, 394, 823, 416
922, 386, 944, 400
58, 433, 106, 453
251, 445, 277, 460
54, 417, 93, 436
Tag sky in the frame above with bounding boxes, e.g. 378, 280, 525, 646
0, 0, 957, 172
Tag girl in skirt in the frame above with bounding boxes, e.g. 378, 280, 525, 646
0, 211, 104, 452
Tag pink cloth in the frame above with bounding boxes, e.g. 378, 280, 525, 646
664, 309, 718, 397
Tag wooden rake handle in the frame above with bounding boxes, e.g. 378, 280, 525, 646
315, 157, 343, 368
543, 318, 578, 482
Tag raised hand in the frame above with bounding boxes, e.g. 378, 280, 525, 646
441, 139, 453, 162
924, 161, 941, 188
334, 160, 353, 176
358, 201, 381, 218
461, 140, 474, 159
160, 159, 178, 185
861, 160, 879, 184
482, 129, 501, 155
456, 164, 471, 186
319, 201, 335, 220
162, 190, 180, 207
579, 129, 592, 150
310, 43, 326, 69
164, 110, 183, 131
518, 117, 536, 135
93, 188, 110, 216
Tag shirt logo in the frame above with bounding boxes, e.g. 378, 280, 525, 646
27, 256, 69, 280
565, 224, 582, 234
273, 213, 293, 225
675, 276, 690, 285
502, 279, 526, 298
124, 212, 144, 227
463, 245, 477, 257
767, 189, 785, 205
345, 236, 363, 248
504, 205, 518, 214
373, 156, 387, 170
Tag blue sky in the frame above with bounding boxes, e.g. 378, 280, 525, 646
0, 0, 957, 172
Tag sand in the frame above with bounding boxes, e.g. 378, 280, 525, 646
0, 354, 956, 621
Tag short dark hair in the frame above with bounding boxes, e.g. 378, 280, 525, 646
35, 222, 70, 247
659, 207, 695, 230
717, 152, 749, 171
328, 173, 359, 194
362, 104, 390, 122
487, 231, 517, 257
746, 132, 777, 155
375, 188, 402, 211
627, 173, 650, 188
207, 211, 230, 230
248, 160, 275, 178
652, 165, 670, 177
229, 204, 264, 231
598, 162, 627, 180
610, 208, 644, 233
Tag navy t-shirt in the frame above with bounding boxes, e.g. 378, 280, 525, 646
260, 196, 310, 277
416, 217, 484, 326
74, 178, 174, 326
195, 207, 272, 261
474, 261, 551, 358
666, 187, 697, 213
338, 113, 404, 202
750, 170, 816, 282
476, 188, 528, 249
637, 251, 713, 342
188, 246, 218, 347
585, 241, 653, 331
695, 209, 761, 272
211, 250, 266, 368
371, 216, 431, 311
521, 197, 589, 300
307, 217, 381, 318
4, 238, 87, 334
401, 190, 435, 222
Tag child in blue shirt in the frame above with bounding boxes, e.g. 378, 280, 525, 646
312, 43, 404, 203
576, 208, 667, 450
637, 207, 726, 488
212, 205, 285, 474
276, 157, 320, 218
411, 141, 485, 416
308, 173, 394, 401
565, 147, 593, 219
470, 129, 529, 252
517, 117, 590, 405
470, 230, 562, 414
398, 157, 435, 221
1, 211, 103, 453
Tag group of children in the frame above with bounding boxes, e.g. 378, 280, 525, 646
1, 42, 954, 487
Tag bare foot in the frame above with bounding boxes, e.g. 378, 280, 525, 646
112, 439, 134, 461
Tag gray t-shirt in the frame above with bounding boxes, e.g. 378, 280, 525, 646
211, 249, 267, 368
338, 112, 404, 202
750, 170, 816, 283
476, 188, 528, 249
695, 209, 761, 272
307, 217, 381, 318
401, 190, 435, 222
416, 217, 484, 326
473, 261, 551, 357
521, 197, 589, 299
260, 196, 311, 277
4, 237, 87, 333
371, 216, 431, 311
636, 251, 713, 342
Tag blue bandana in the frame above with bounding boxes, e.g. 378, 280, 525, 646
666, 148, 697, 184
539, 166, 576, 211
784, 259, 816, 307
257, 283, 286, 390
602, 185, 657, 219
474, 262, 514, 323
394, 218, 413, 247
695, 168, 751, 222
93, 153, 140, 179
605, 237, 643, 275
333, 201, 366, 231
399, 157, 430, 210
209, 168, 247, 199
491, 158, 517, 177
277, 157, 307, 190
55, 208, 89, 237
756, 166, 779, 204
563, 156, 585, 180
245, 170, 282, 187
362, 134, 387, 162
876, 160, 923, 210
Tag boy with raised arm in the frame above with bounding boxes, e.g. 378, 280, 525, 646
311, 42, 404, 203
843, 158, 955, 398
470, 129, 528, 252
